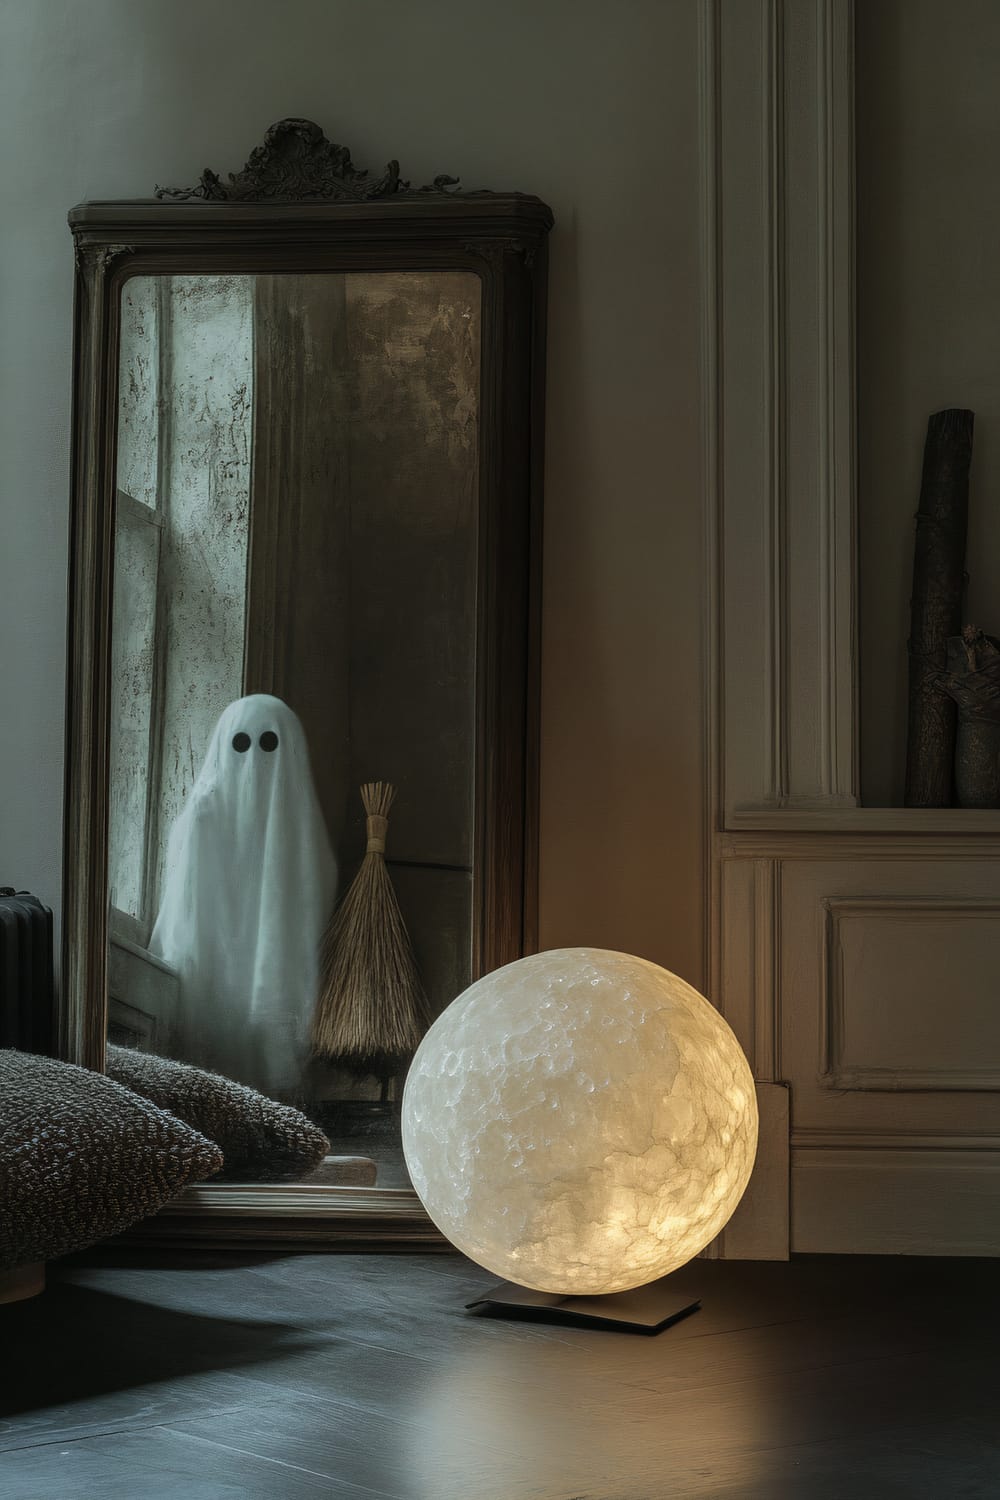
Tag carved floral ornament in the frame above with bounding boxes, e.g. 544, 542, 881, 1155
155, 118, 464, 203
74, 242, 135, 274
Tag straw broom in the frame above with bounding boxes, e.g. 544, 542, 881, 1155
311, 782, 429, 1093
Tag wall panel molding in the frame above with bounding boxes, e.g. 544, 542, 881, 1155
793, 1128, 1000, 1152
820, 897, 1000, 1091
764, 0, 788, 807
719, 828, 1000, 860
819, 0, 858, 802
779, 859, 1000, 1133
716, 0, 857, 821
699, 0, 723, 1001
753, 856, 780, 1079
717, 855, 781, 1080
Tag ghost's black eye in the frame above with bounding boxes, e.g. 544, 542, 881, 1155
259, 731, 279, 752
232, 732, 251, 753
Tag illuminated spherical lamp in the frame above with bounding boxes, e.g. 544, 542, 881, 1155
402, 948, 758, 1296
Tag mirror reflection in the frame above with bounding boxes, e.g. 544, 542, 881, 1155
107, 271, 481, 1188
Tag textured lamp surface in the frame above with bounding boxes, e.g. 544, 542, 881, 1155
402, 948, 758, 1295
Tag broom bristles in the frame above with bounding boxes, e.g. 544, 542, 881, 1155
312, 781, 429, 1067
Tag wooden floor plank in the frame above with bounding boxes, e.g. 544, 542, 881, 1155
1, 1251, 997, 1499
0, 1278, 327, 1452
701, 1418, 1000, 1500
168, 1395, 515, 1500
0, 1425, 400, 1500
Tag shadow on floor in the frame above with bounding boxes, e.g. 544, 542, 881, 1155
0, 1282, 320, 1418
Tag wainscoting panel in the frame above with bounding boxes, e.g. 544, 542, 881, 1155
714, 837, 1000, 1253
779, 856, 1000, 1140
822, 899, 1000, 1091
779, 852, 1000, 1252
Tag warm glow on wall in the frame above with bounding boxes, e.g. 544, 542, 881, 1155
402, 948, 758, 1295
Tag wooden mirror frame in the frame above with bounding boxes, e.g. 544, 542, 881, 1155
62, 120, 552, 1247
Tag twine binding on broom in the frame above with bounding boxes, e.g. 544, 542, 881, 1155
311, 782, 429, 1077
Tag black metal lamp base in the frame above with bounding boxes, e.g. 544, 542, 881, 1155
466, 1277, 701, 1335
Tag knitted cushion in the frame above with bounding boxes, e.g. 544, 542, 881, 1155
0, 1050, 223, 1271
106, 1045, 330, 1183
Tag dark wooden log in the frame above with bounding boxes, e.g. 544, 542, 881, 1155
904, 408, 974, 807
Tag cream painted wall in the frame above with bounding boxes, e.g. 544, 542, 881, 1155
0, 0, 705, 988
858, 0, 1000, 806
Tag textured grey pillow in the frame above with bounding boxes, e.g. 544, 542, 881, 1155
0, 1050, 223, 1271
106, 1045, 330, 1183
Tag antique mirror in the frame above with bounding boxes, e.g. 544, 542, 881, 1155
63, 120, 551, 1245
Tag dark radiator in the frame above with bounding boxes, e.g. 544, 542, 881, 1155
0, 888, 54, 1054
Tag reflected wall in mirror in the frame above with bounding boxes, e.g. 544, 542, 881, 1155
108, 270, 481, 1188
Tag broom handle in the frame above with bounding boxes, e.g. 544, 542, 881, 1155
366, 814, 388, 854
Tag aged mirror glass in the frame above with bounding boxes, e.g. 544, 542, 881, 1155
108, 269, 480, 1188
64, 120, 551, 1243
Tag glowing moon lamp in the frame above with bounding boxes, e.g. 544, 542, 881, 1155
402, 948, 758, 1296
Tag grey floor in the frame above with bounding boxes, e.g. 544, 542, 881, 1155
1, 1250, 998, 1499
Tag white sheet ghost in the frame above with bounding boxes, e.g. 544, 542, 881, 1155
149, 694, 337, 1097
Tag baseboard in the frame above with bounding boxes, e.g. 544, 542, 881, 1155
792, 1147, 1000, 1255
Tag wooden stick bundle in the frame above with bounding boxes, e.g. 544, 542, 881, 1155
311, 782, 428, 1077
904, 408, 974, 807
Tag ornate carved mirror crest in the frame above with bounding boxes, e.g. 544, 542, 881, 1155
64, 121, 552, 1247
155, 117, 462, 202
